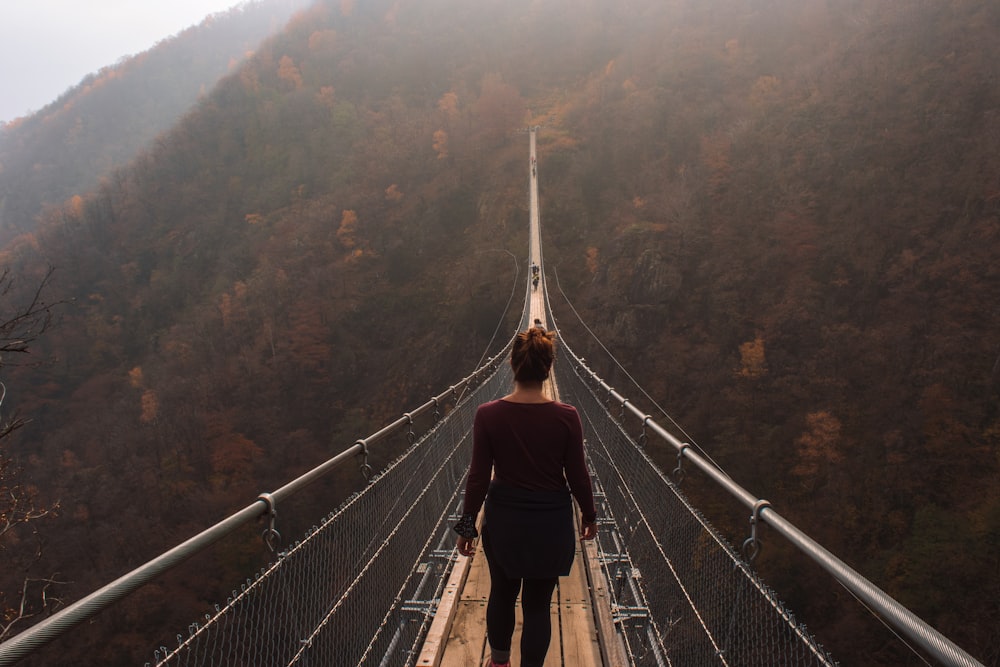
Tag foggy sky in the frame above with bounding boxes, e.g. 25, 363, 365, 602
0, 0, 246, 124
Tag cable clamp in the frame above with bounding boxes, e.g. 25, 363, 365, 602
741, 499, 771, 563
356, 439, 373, 481
638, 415, 651, 447
257, 493, 281, 552
403, 412, 415, 444
672, 443, 691, 482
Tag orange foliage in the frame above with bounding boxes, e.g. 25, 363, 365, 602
316, 86, 336, 108
749, 75, 781, 108
210, 432, 261, 475
585, 247, 599, 275
700, 132, 731, 188
308, 29, 337, 54
736, 336, 768, 379
337, 209, 358, 249
385, 184, 403, 201
432, 129, 449, 159
278, 55, 303, 90
128, 366, 144, 388
792, 411, 843, 478
437, 92, 459, 119
140, 390, 159, 424
66, 195, 85, 219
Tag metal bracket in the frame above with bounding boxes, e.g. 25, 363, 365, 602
741, 499, 771, 563
672, 443, 691, 483
257, 493, 281, 552
638, 416, 651, 448
356, 439, 373, 481
403, 412, 415, 444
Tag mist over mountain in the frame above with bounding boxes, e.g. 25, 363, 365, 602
0, 0, 312, 243
0, 0, 997, 665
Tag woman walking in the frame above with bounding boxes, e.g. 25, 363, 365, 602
454, 326, 598, 667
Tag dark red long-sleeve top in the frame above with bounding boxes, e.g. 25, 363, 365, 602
463, 399, 597, 524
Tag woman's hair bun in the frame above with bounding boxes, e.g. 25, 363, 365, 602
526, 326, 553, 340
512, 326, 556, 382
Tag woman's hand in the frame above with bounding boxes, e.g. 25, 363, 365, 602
456, 535, 477, 557
580, 520, 598, 541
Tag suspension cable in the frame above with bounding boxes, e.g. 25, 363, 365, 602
462, 249, 521, 402
550, 265, 730, 477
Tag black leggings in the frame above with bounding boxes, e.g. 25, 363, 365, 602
484, 547, 558, 667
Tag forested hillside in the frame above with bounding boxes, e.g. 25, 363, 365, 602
0, 0, 312, 244
0, 0, 997, 665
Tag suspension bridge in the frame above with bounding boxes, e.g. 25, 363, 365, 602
0, 130, 986, 667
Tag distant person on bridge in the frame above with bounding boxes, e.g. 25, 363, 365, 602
454, 326, 598, 667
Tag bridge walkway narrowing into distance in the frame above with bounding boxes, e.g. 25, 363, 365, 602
416, 127, 612, 667
0, 131, 986, 667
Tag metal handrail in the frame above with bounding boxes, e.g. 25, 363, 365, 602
0, 341, 513, 666
560, 347, 985, 667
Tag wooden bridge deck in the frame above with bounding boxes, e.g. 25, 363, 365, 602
417, 126, 625, 667
418, 515, 614, 667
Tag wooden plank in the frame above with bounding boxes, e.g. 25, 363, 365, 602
582, 537, 629, 667
544, 604, 562, 667
560, 599, 603, 665
559, 545, 590, 603
461, 546, 492, 602
506, 599, 563, 667
417, 510, 486, 667
440, 600, 488, 667
558, 543, 603, 667
416, 569, 465, 667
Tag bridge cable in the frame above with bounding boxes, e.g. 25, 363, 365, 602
554, 270, 944, 667
837, 582, 934, 667
458, 249, 521, 404
550, 265, 730, 477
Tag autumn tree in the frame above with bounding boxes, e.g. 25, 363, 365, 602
336, 209, 359, 251
736, 335, 768, 380
432, 129, 449, 160
0, 267, 62, 640
277, 55, 303, 90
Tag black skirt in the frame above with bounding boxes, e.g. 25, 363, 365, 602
482, 481, 575, 579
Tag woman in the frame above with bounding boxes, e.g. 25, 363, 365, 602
454, 326, 598, 667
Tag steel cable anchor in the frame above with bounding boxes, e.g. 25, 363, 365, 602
257, 492, 281, 553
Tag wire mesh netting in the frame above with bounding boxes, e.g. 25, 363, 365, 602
151, 335, 836, 667
556, 347, 837, 667
151, 362, 513, 667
